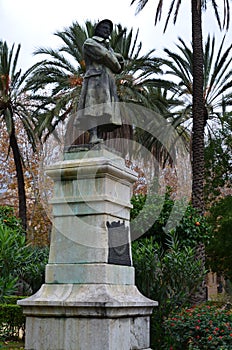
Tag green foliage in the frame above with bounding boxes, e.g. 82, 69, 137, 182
26, 20, 164, 142
206, 196, 232, 280
131, 0, 230, 32
175, 205, 211, 248
160, 34, 232, 128
132, 233, 206, 307
131, 191, 211, 347
0, 206, 49, 297
164, 304, 232, 349
132, 233, 206, 347
0, 222, 29, 301
130, 192, 164, 242
0, 41, 37, 230
204, 118, 232, 203
130, 191, 211, 249
0, 277, 18, 301
0, 224, 27, 277
0, 207, 24, 235
0, 206, 33, 294
0, 340, 24, 348
20, 246, 49, 294
2, 296, 25, 305
0, 303, 25, 341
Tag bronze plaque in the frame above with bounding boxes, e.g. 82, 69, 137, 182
107, 221, 131, 266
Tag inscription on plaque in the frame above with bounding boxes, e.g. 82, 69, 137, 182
107, 221, 131, 266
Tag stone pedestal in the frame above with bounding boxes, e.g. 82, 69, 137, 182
18, 145, 157, 350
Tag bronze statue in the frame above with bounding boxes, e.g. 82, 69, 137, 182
74, 19, 124, 143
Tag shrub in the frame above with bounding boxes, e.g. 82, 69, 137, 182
0, 224, 29, 301
131, 191, 211, 347
0, 206, 49, 297
0, 206, 24, 235
19, 245, 49, 294
132, 233, 205, 304
0, 276, 18, 301
132, 232, 207, 347
130, 191, 211, 249
0, 300, 25, 341
164, 304, 232, 349
206, 196, 232, 280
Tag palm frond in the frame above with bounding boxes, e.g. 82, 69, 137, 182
161, 32, 232, 129
131, 0, 149, 15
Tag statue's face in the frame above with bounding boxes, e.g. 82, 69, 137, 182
96, 22, 111, 39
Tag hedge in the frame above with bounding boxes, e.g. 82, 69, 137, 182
0, 298, 25, 341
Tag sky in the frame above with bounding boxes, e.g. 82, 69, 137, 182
0, 0, 231, 71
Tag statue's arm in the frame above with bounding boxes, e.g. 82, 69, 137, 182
84, 39, 123, 73
114, 53, 124, 72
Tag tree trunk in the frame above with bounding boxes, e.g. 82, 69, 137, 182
191, 0, 206, 304
10, 128, 27, 231
191, 0, 205, 214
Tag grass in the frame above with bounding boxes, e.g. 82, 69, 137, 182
0, 341, 24, 349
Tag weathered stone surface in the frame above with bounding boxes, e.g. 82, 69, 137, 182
19, 284, 157, 311
47, 149, 136, 258
20, 284, 157, 350
45, 263, 134, 284
18, 147, 157, 349
25, 317, 153, 350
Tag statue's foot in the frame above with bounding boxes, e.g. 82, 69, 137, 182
88, 127, 103, 144
89, 136, 103, 144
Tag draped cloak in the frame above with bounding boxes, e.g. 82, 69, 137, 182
75, 36, 123, 132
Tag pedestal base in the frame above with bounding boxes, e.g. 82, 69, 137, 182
18, 147, 157, 349
19, 284, 156, 350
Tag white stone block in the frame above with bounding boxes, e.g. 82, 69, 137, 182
19, 148, 157, 350
45, 263, 134, 285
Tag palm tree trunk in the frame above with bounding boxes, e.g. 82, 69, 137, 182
10, 128, 27, 231
191, 0, 206, 304
191, 0, 205, 214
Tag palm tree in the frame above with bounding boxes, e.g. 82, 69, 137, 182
132, 86, 189, 175
26, 21, 92, 142
26, 20, 165, 146
163, 34, 232, 131
131, 0, 230, 212
130, 0, 231, 303
0, 41, 36, 230
161, 37, 232, 295
131, 1, 230, 32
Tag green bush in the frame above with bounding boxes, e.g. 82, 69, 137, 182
0, 206, 24, 235
20, 245, 49, 294
132, 233, 206, 347
206, 196, 232, 280
0, 206, 49, 297
0, 276, 18, 301
132, 233, 206, 303
130, 191, 211, 249
164, 304, 232, 349
0, 303, 25, 341
2, 296, 25, 305
0, 224, 29, 301
130, 191, 211, 347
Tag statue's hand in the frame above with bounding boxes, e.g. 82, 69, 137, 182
115, 53, 124, 70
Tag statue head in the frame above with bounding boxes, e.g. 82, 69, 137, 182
94, 19, 113, 39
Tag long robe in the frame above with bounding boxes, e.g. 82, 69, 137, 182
75, 36, 123, 132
